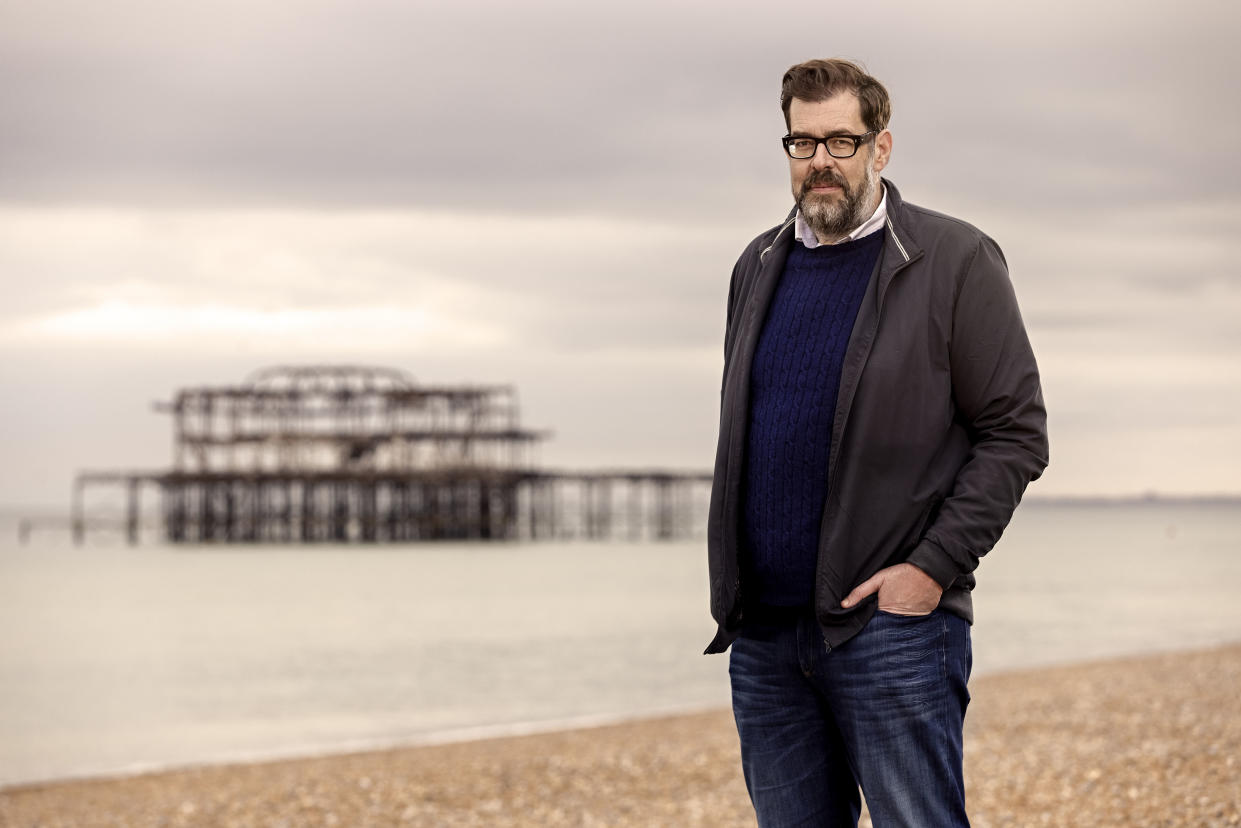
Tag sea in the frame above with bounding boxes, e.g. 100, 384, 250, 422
1, 499, 1238, 787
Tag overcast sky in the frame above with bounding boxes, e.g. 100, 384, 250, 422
2, 0, 1239, 508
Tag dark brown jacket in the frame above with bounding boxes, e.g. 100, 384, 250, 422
706, 180, 1049, 653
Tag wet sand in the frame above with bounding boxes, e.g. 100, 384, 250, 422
2, 643, 1239, 827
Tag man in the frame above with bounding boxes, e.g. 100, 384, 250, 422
705, 59, 1048, 826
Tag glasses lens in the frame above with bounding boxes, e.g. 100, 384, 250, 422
827, 137, 857, 158
787, 138, 817, 158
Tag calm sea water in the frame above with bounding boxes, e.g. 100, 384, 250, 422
1, 501, 1238, 786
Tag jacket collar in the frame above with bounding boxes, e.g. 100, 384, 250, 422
879, 179, 918, 262
873, 179, 924, 311
764, 178, 919, 262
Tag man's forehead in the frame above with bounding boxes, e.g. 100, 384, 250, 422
788, 92, 865, 131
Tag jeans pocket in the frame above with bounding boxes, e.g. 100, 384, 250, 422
864, 609, 946, 692
874, 608, 936, 619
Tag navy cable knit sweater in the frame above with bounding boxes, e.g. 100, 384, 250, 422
740, 229, 885, 607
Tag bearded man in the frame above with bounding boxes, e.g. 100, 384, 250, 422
705, 59, 1049, 827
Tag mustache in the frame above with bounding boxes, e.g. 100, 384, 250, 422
801, 171, 849, 194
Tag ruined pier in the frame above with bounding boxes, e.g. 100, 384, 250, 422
72, 366, 710, 544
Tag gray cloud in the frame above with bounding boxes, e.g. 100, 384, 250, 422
3, 1, 1237, 217
2, 0, 1241, 502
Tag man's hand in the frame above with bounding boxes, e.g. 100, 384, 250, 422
840, 563, 943, 616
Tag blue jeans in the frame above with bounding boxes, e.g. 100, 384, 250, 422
729, 608, 972, 827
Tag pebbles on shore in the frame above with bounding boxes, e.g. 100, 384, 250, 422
2, 644, 1238, 827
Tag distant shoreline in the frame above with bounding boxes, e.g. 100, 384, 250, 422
1023, 493, 1241, 507
4, 492, 1241, 522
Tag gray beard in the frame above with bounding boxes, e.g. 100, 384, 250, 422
797, 164, 878, 243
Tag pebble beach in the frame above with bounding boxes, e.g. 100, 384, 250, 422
2, 643, 1238, 827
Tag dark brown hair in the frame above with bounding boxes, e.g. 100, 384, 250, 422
780, 59, 891, 132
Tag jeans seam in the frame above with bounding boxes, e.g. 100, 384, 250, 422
939, 611, 949, 683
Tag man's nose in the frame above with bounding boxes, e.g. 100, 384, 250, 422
810, 142, 835, 170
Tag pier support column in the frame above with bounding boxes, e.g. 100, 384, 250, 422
596, 480, 612, 540
71, 478, 85, 546
655, 478, 673, 540
126, 479, 140, 545
628, 480, 643, 541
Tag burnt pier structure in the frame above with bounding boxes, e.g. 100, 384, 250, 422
72, 366, 709, 544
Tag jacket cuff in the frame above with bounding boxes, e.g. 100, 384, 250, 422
905, 539, 960, 591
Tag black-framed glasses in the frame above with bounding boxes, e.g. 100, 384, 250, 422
782, 131, 877, 159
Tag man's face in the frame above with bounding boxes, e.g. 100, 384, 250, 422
788, 93, 892, 243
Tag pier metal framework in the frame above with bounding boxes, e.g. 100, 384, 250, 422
72, 366, 710, 544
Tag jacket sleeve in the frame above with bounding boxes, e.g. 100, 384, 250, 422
905, 235, 1050, 589
722, 257, 740, 397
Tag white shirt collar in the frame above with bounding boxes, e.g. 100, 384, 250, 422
795, 184, 888, 249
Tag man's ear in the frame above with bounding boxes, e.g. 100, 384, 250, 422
873, 130, 893, 173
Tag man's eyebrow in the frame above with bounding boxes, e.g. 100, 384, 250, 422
787, 129, 862, 138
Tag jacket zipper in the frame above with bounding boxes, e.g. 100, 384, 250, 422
815, 217, 915, 649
